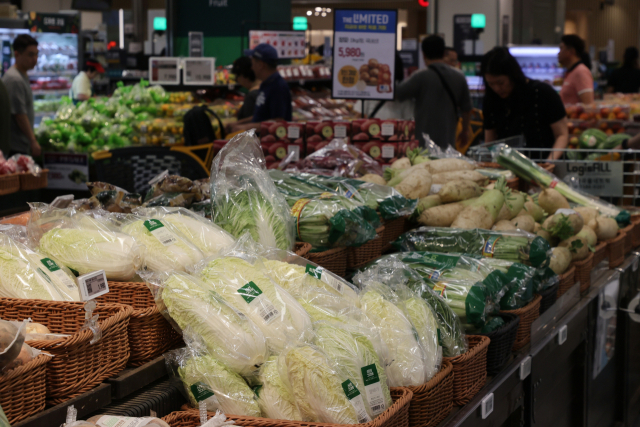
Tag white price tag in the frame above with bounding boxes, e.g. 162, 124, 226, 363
519, 356, 531, 380
558, 325, 568, 345
77, 270, 109, 301
287, 144, 300, 161
362, 364, 387, 416
305, 264, 345, 294
149, 57, 180, 85
287, 126, 301, 139
481, 393, 494, 419
95, 416, 157, 427
238, 282, 279, 324
382, 145, 395, 158
334, 125, 347, 138
381, 122, 395, 136
184, 58, 215, 85
342, 380, 372, 424
144, 219, 178, 246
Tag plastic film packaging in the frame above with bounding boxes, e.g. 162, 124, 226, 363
135, 207, 236, 257
86, 415, 170, 427
193, 246, 312, 354
0, 319, 26, 371
144, 271, 267, 376
27, 204, 142, 281
211, 130, 295, 251
254, 355, 303, 421
165, 344, 262, 417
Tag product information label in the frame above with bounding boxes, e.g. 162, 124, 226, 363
77, 270, 109, 300
433, 282, 447, 297
305, 264, 344, 294
554, 161, 623, 197
482, 236, 501, 258
184, 58, 215, 85
287, 144, 300, 161
341, 379, 372, 423
189, 382, 217, 403
40, 258, 77, 290
361, 364, 387, 415
381, 122, 395, 136
144, 219, 178, 246
332, 9, 397, 100
95, 415, 157, 427
287, 126, 301, 139
334, 124, 348, 138
382, 144, 395, 158
237, 282, 279, 324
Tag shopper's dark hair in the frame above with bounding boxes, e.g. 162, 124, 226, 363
13, 34, 37, 54
481, 47, 527, 101
232, 56, 256, 82
83, 57, 98, 73
421, 35, 445, 60
561, 34, 585, 57
623, 47, 639, 68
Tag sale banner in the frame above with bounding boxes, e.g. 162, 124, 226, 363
332, 10, 397, 100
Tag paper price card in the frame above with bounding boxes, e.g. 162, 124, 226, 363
332, 10, 397, 100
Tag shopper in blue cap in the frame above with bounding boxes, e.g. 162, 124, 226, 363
230, 43, 292, 133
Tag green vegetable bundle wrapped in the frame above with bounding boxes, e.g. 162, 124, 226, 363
255, 356, 303, 420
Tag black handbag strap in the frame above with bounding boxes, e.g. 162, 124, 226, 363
430, 64, 459, 117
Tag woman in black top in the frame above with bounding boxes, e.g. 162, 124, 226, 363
607, 47, 640, 94
481, 47, 569, 160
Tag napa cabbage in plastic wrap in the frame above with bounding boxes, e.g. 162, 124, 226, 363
255, 356, 303, 421
196, 255, 312, 353
211, 130, 295, 251
165, 346, 261, 416
147, 271, 267, 376
136, 207, 236, 257
28, 204, 142, 281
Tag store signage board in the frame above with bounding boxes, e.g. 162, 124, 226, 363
149, 57, 180, 85
27, 12, 79, 34
249, 31, 306, 59
183, 57, 215, 85
553, 161, 623, 197
189, 31, 204, 57
43, 152, 89, 190
332, 9, 397, 101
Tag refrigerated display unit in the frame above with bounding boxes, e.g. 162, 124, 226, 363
508, 45, 564, 90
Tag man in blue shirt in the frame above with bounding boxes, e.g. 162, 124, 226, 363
230, 43, 291, 132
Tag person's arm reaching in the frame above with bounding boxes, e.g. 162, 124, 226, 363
615, 133, 640, 150
76, 93, 90, 101
395, 71, 422, 102
15, 113, 40, 156
547, 117, 569, 160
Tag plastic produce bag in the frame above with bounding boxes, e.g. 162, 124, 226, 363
144, 271, 267, 376
135, 207, 236, 257
165, 345, 262, 416
211, 130, 295, 251
194, 247, 312, 353
84, 415, 170, 427
27, 203, 143, 281
0, 319, 26, 371
254, 356, 303, 421
84, 182, 143, 213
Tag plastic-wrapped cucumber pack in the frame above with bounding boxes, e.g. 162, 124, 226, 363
211, 130, 295, 251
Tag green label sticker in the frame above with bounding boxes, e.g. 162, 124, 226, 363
68, 267, 80, 277
40, 258, 61, 272
190, 382, 215, 402
305, 264, 322, 279
253, 384, 263, 398
238, 281, 263, 304
143, 219, 165, 232
361, 364, 380, 386
341, 379, 361, 400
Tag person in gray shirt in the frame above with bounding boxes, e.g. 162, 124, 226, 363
2, 34, 40, 156
396, 35, 472, 149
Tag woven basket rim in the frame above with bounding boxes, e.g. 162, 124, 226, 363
0, 353, 50, 381
595, 241, 607, 250
570, 251, 594, 267
442, 335, 490, 364
501, 294, 542, 316
605, 231, 626, 244
19, 168, 49, 177
308, 246, 348, 256
170, 387, 413, 427
0, 173, 20, 179
479, 313, 520, 339
559, 265, 576, 280
294, 242, 312, 258
404, 360, 453, 394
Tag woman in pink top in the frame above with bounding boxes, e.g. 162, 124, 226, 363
558, 35, 594, 105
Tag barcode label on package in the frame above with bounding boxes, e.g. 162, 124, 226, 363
382, 145, 395, 158
144, 219, 178, 246
334, 125, 347, 138
77, 270, 109, 301
40, 258, 77, 290
288, 126, 301, 139
238, 282, 279, 324
342, 379, 372, 423
361, 364, 387, 416
381, 122, 395, 136
95, 415, 157, 427
305, 264, 344, 294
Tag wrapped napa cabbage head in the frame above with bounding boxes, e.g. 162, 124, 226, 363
358, 282, 428, 387
121, 215, 204, 272
313, 321, 393, 419
196, 256, 312, 353
255, 356, 303, 421
28, 205, 142, 281
136, 207, 235, 257
211, 130, 295, 251
278, 345, 364, 424
165, 347, 261, 416
151, 271, 268, 376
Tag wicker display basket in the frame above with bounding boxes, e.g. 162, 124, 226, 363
556, 266, 576, 298
98, 281, 182, 366
442, 335, 490, 406
402, 361, 454, 427
538, 282, 560, 315
381, 216, 406, 252
348, 226, 385, 269
606, 231, 626, 268
501, 295, 542, 351
305, 246, 348, 278
165, 387, 413, 427
0, 354, 49, 424
0, 173, 20, 195
19, 169, 48, 191
294, 242, 312, 258
593, 241, 608, 266
480, 313, 520, 376
571, 252, 594, 295
623, 224, 635, 255
0, 298, 132, 404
